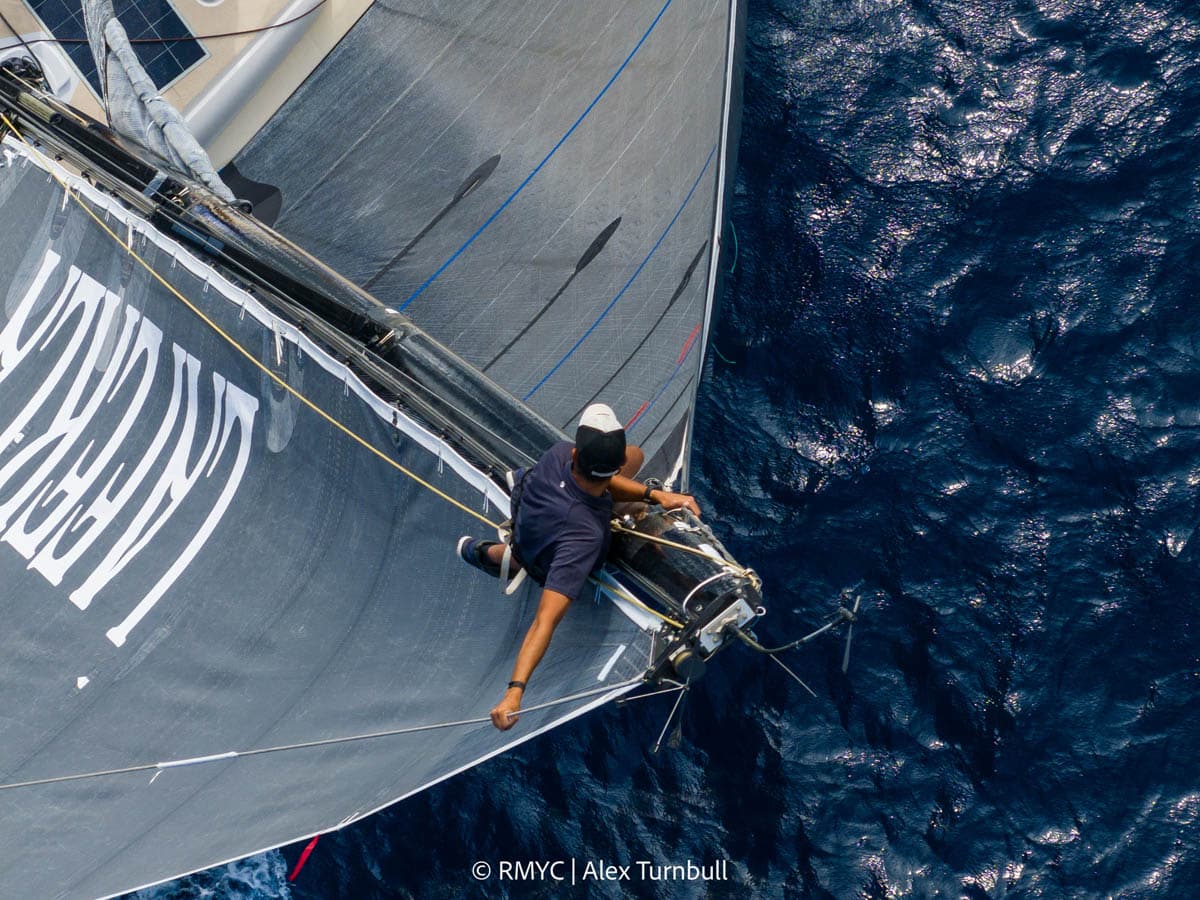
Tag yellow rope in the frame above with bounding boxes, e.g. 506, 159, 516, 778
1, 113, 502, 531
1, 114, 749, 627
609, 520, 757, 583
7, 70, 88, 126
589, 576, 683, 629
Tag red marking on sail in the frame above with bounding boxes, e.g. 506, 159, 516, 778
626, 401, 650, 429
288, 835, 320, 882
677, 323, 702, 364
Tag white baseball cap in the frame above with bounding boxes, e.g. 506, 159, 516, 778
575, 403, 626, 478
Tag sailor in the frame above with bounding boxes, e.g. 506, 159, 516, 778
457, 403, 701, 730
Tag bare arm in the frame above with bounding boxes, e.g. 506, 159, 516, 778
608, 473, 701, 516
490, 588, 572, 730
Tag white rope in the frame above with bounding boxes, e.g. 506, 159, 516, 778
0, 678, 643, 793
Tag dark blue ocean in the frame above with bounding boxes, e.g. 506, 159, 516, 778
134, 0, 1200, 896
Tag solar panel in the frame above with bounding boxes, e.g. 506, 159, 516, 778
24, 0, 206, 97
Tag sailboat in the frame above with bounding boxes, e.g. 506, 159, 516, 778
0, 2, 846, 896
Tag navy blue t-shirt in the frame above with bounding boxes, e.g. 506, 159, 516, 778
511, 441, 613, 602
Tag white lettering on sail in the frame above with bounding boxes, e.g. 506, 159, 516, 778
0, 247, 260, 647
103, 376, 257, 647
0, 268, 122, 527
0, 259, 88, 451
24, 312, 163, 587
0, 248, 64, 384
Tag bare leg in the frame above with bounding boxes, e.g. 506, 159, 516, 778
485, 542, 521, 571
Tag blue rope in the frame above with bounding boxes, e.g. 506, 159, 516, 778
727, 220, 738, 274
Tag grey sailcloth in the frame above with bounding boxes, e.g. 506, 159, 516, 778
80, 0, 234, 202
0, 140, 651, 899
233, 0, 739, 481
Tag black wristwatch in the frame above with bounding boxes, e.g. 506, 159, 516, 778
642, 478, 664, 504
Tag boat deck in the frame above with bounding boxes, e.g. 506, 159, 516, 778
0, 0, 371, 165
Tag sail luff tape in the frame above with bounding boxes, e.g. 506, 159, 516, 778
155, 751, 239, 769
0, 115, 502, 532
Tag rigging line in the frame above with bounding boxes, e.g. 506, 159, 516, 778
591, 574, 684, 628
767, 652, 817, 699
7, 0, 330, 47
614, 683, 687, 705
732, 615, 843, 655
0, 679, 641, 793
651, 683, 688, 753
0, 116, 502, 531
727, 220, 738, 274
0, 8, 38, 63
395, 0, 676, 313
523, 143, 717, 400
608, 522, 756, 582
